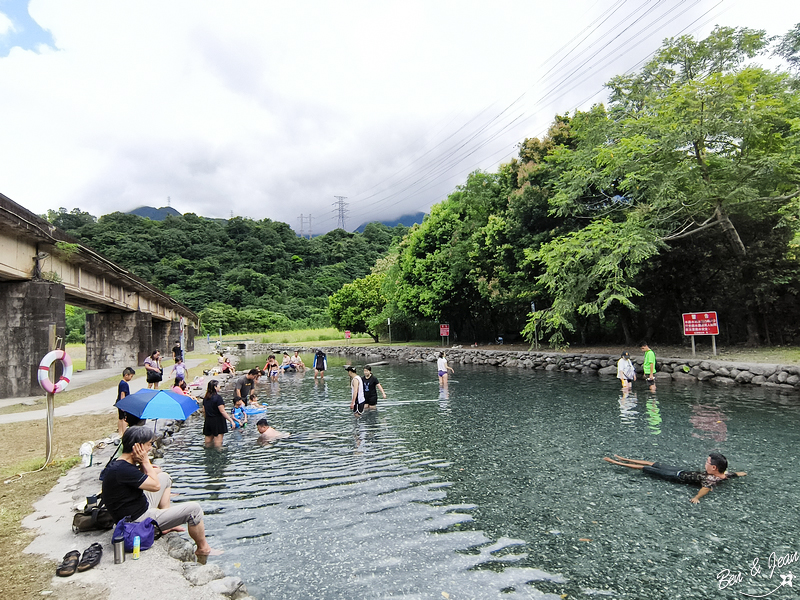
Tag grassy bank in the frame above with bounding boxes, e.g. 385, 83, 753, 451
0, 413, 117, 599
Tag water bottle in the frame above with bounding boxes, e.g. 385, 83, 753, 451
133, 535, 141, 559
112, 535, 125, 564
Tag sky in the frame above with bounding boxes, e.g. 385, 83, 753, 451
0, 0, 798, 234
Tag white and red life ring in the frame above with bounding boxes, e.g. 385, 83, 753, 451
38, 350, 73, 394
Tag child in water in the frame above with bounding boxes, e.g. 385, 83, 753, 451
604, 452, 746, 503
231, 398, 247, 428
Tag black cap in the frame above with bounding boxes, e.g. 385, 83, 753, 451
344, 366, 357, 373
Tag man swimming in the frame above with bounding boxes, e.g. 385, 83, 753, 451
604, 452, 746, 503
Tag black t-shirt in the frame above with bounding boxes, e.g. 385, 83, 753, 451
172, 345, 182, 360
363, 374, 380, 403
101, 459, 148, 523
116, 379, 130, 402
234, 376, 254, 402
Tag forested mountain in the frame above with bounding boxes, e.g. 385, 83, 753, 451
330, 26, 800, 347
46, 207, 407, 334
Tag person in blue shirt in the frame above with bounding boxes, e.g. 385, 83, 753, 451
232, 398, 247, 428
115, 367, 136, 436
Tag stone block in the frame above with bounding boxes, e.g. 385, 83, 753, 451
207, 576, 246, 597
735, 371, 754, 383
696, 370, 715, 381
751, 375, 767, 385
710, 377, 736, 386
671, 372, 696, 382
598, 365, 617, 375
184, 563, 226, 586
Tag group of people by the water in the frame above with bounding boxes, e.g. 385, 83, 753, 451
616, 341, 657, 389
607, 341, 748, 502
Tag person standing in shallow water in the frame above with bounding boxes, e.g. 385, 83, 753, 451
437, 352, 454, 385
641, 341, 657, 386
617, 351, 636, 389
346, 366, 365, 415
362, 365, 386, 411
202, 380, 237, 448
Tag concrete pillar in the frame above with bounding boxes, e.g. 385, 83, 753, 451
86, 311, 152, 371
153, 319, 196, 357
0, 281, 66, 398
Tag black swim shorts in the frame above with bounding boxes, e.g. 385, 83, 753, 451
642, 462, 685, 483
353, 402, 365, 415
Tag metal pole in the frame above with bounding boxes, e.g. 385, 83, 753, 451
45, 324, 56, 466
691, 335, 696, 357
712, 335, 717, 356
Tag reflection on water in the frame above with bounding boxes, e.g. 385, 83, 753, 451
162, 360, 800, 599
690, 404, 728, 442
618, 389, 638, 424
645, 396, 661, 435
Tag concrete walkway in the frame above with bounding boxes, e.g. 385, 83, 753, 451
0, 359, 206, 424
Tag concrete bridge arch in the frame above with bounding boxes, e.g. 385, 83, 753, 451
0, 193, 199, 398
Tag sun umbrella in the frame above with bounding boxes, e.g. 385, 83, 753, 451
115, 389, 200, 420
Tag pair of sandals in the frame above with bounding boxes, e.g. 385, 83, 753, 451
56, 543, 102, 576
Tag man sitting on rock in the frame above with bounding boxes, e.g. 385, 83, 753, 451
102, 426, 222, 556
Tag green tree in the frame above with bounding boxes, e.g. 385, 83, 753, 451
328, 273, 387, 342
527, 25, 800, 345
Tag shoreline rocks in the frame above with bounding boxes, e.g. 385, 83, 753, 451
229, 344, 800, 393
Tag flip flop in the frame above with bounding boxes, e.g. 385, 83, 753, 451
76, 543, 103, 572
56, 550, 80, 577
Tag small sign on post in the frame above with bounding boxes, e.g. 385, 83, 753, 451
345, 330, 351, 345
682, 311, 719, 356
440, 323, 450, 347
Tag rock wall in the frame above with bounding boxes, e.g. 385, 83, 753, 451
228, 344, 800, 393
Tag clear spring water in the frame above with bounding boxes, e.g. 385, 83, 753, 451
162, 354, 800, 599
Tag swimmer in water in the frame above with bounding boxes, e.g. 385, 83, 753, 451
604, 452, 746, 503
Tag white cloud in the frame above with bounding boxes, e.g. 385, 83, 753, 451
0, 11, 14, 36
1, 0, 799, 232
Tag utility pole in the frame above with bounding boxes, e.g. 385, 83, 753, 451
333, 196, 348, 230
167, 196, 171, 208
307, 213, 312, 239
297, 213, 306, 237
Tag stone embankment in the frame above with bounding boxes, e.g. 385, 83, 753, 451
230, 344, 800, 393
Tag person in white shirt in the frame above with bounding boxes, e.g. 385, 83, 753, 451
617, 351, 636, 389
437, 352, 454, 385
345, 366, 365, 415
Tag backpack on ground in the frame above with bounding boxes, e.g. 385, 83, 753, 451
72, 494, 115, 532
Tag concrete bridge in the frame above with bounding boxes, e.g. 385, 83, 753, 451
0, 193, 199, 398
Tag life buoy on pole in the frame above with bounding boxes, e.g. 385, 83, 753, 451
38, 350, 73, 394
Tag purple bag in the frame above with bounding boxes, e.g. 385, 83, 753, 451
112, 517, 162, 552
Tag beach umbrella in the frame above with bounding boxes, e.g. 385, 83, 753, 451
115, 389, 200, 420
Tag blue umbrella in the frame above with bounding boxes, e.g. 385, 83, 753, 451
115, 389, 200, 420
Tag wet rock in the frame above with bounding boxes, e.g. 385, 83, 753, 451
696, 370, 715, 381
184, 563, 226, 586
751, 375, 767, 385
671, 372, 695, 382
598, 365, 617, 376
735, 371, 754, 383
207, 576, 246, 596
711, 377, 736, 386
